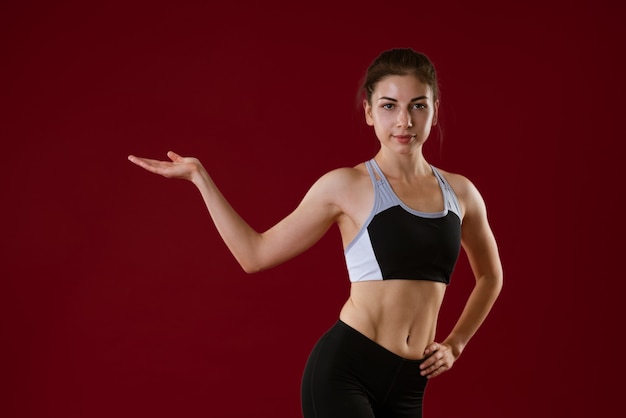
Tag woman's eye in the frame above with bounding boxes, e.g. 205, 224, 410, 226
382, 103, 394, 110
413, 103, 427, 110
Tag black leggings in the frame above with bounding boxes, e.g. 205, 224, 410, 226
301, 320, 428, 418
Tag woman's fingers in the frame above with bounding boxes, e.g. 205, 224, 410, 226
167, 150, 183, 162
420, 342, 454, 379
128, 152, 200, 181
128, 155, 169, 175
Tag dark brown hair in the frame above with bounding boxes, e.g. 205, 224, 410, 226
361, 48, 439, 104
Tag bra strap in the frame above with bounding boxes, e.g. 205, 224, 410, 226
369, 159, 386, 182
364, 160, 379, 184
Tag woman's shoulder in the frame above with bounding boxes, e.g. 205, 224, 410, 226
434, 167, 487, 215
305, 162, 372, 204
317, 162, 370, 186
434, 167, 477, 194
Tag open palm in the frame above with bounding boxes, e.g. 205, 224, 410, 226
128, 151, 202, 181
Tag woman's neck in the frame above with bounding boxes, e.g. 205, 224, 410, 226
373, 149, 431, 180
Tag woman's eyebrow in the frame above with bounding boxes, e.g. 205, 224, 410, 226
378, 96, 429, 102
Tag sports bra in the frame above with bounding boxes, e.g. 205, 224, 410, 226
344, 159, 462, 284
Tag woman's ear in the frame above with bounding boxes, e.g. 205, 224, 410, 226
363, 99, 374, 126
433, 100, 440, 126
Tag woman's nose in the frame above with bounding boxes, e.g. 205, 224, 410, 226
397, 110, 413, 128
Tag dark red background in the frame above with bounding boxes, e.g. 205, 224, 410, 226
2, 1, 623, 417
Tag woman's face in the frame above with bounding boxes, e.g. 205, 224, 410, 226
363, 75, 439, 154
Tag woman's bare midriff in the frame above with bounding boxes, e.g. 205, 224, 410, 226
339, 279, 446, 360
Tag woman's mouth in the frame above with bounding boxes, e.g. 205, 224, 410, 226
394, 135, 414, 144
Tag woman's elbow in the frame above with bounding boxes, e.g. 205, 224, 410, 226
236, 247, 284, 274
241, 264, 262, 274
489, 271, 504, 296
239, 259, 272, 274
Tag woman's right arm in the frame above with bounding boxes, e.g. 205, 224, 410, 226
128, 151, 345, 273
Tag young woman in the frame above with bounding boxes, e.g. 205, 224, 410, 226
128, 48, 503, 418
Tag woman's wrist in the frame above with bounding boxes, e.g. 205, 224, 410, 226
189, 163, 209, 186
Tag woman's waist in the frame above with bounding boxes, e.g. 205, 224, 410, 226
338, 296, 440, 360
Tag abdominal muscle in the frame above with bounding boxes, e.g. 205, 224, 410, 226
339, 279, 446, 360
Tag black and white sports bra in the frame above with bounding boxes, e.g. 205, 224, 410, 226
344, 159, 462, 284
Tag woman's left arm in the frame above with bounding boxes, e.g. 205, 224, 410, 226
421, 175, 503, 378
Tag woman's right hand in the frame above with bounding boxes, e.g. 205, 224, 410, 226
128, 151, 204, 182
127, 149, 346, 273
